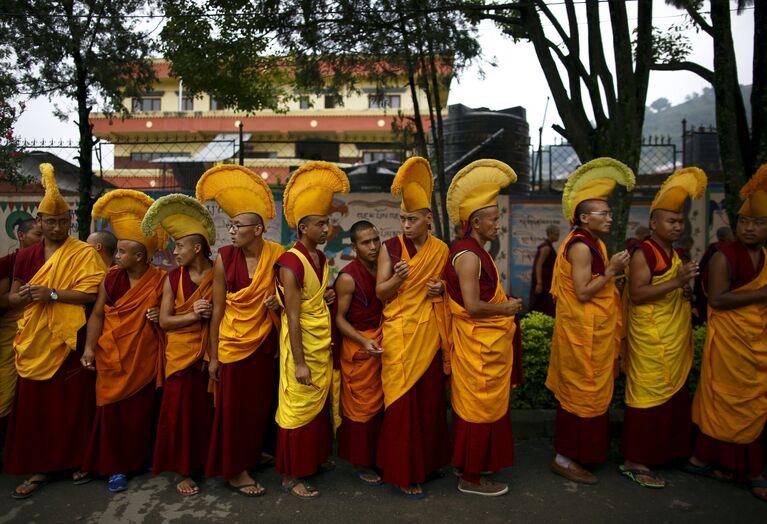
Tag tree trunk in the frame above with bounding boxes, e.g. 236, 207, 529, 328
751, 0, 766, 167
75, 60, 94, 241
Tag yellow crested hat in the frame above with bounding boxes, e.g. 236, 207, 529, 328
651, 167, 707, 213
446, 159, 517, 224
283, 161, 350, 228
738, 163, 767, 218
37, 163, 70, 215
562, 157, 636, 221
92, 190, 166, 257
196, 164, 275, 224
392, 157, 433, 212
142, 193, 216, 246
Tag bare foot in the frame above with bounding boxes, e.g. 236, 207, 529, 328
282, 477, 320, 498
176, 478, 200, 496
228, 471, 265, 496
400, 483, 425, 499
12, 474, 49, 499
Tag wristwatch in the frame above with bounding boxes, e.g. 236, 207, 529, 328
49, 288, 59, 301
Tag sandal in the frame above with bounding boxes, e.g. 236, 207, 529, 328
227, 481, 266, 497
176, 479, 200, 497
107, 474, 128, 493
746, 478, 767, 502
11, 477, 49, 500
355, 469, 383, 486
619, 465, 665, 489
318, 460, 336, 474
72, 470, 93, 485
282, 479, 320, 499
399, 484, 426, 500
682, 460, 734, 482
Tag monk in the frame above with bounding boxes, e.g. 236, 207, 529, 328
334, 220, 384, 486
693, 226, 734, 326
197, 164, 284, 497
80, 190, 166, 493
546, 158, 634, 484
274, 161, 348, 499
145, 194, 217, 497
444, 159, 521, 496
5, 163, 106, 499
376, 157, 451, 498
0, 218, 42, 463
529, 224, 559, 316
687, 166, 767, 502
620, 167, 706, 489
87, 230, 117, 268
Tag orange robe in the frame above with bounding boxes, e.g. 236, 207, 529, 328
546, 228, 620, 464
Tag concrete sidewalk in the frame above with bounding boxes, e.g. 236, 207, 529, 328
1, 437, 762, 523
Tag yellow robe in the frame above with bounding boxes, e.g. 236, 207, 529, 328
0, 309, 20, 417
380, 234, 449, 408
217, 241, 284, 364
275, 247, 332, 430
448, 254, 515, 424
340, 326, 384, 423
14, 237, 107, 380
545, 230, 621, 418
692, 248, 767, 444
624, 248, 692, 408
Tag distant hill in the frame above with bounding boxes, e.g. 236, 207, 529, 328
643, 85, 752, 146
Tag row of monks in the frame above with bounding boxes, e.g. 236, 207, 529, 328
0, 156, 766, 501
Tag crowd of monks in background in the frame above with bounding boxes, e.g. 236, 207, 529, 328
0, 157, 766, 503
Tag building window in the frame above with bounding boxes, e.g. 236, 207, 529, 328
130, 152, 190, 162
368, 94, 401, 109
362, 151, 402, 163
299, 96, 311, 109
324, 95, 336, 109
132, 98, 162, 112
209, 97, 224, 110
249, 151, 278, 159
182, 97, 194, 111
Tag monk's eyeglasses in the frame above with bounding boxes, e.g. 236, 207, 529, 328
226, 222, 260, 231
586, 211, 613, 218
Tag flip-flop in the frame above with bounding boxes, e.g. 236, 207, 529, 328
682, 461, 734, 482
228, 482, 266, 497
72, 471, 93, 485
399, 485, 426, 500
618, 465, 665, 489
746, 478, 767, 502
176, 479, 200, 497
355, 470, 383, 486
11, 478, 49, 500
108, 474, 128, 493
283, 479, 320, 499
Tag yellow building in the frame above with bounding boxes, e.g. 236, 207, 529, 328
90, 60, 444, 190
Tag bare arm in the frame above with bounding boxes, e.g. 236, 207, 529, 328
280, 266, 313, 385
81, 282, 108, 369
455, 251, 521, 318
19, 284, 97, 305
628, 250, 699, 304
569, 243, 629, 302
159, 276, 203, 331
335, 273, 383, 356
376, 243, 408, 302
707, 252, 767, 310
208, 257, 226, 380
7, 279, 31, 309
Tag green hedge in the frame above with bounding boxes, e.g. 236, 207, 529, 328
511, 312, 707, 409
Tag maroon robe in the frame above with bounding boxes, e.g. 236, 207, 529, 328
374, 235, 450, 488
0, 251, 17, 452
529, 239, 556, 316
274, 242, 333, 478
693, 241, 765, 477
3, 241, 96, 475
445, 237, 515, 483
81, 269, 158, 476
206, 245, 278, 479
152, 268, 214, 477
335, 258, 383, 468
553, 228, 611, 465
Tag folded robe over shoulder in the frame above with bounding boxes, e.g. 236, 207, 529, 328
546, 228, 621, 418
14, 236, 107, 380
95, 266, 165, 406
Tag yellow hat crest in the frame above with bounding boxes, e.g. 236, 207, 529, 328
651, 167, 707, 213
37, 163, 70, 215
446, 159, 517, 225
283, 161, 350, 228
92, 190, 166, 257
392, 157, 433, 212
562, 157, 635, 221
196, 164, 275, 224
738, 163, 767, 218
142, 193, 216, 246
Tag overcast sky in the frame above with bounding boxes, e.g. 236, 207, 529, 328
15, 1, 756, 148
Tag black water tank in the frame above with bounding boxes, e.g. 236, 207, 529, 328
443, 104, 531, 192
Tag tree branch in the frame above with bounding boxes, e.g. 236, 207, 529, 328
651, 61, 714, 83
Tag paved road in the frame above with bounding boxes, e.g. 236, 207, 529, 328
0, 438, 763, 523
